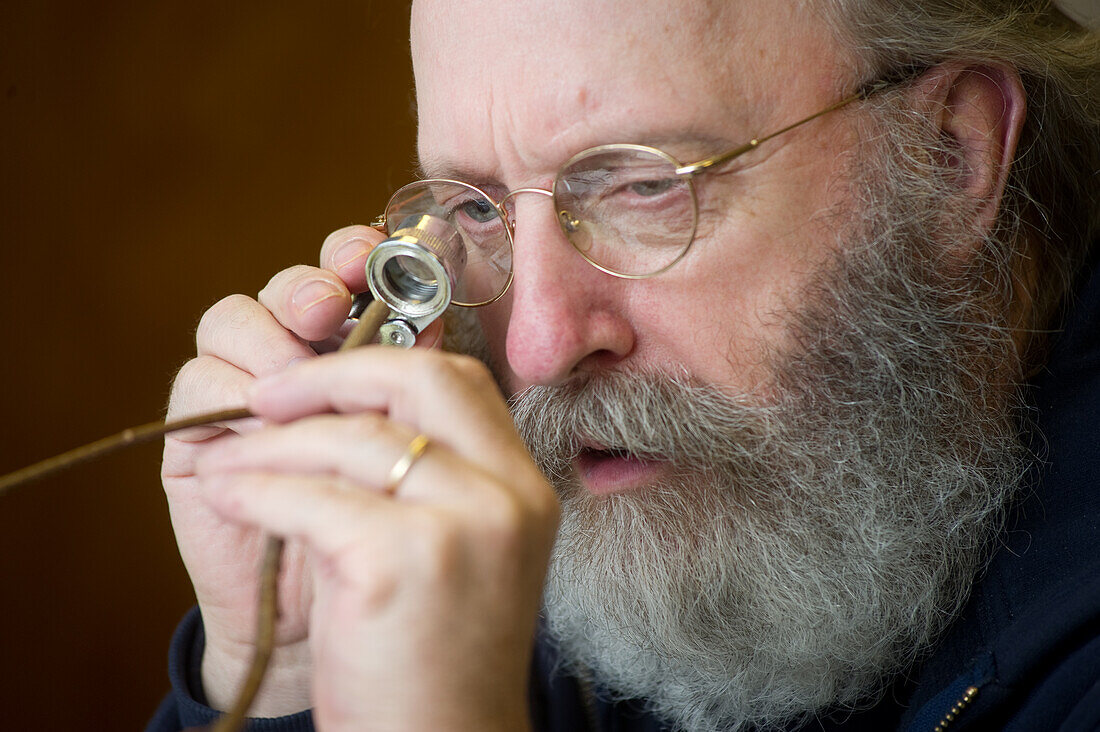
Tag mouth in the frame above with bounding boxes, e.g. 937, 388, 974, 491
572, 445, 668, 495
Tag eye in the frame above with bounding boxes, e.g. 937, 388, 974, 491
453, 197, 499, 224
628, 178, 677, 197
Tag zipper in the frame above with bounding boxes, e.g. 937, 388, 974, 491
577, 669, 982, 732
932, 685, 979, 732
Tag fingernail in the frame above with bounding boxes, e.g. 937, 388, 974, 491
332, 238, 369, 270
293, 279, 342, 315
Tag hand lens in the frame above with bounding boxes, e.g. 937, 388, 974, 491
363, 213, 467, 348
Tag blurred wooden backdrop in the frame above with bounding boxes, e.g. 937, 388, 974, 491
0, 3, 415, 729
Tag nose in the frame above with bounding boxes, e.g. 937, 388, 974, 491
501, 193, 635, 388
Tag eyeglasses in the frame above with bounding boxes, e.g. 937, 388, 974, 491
374, 80, 892, 308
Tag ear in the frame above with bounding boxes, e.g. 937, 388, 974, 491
910, 63, 1027, 236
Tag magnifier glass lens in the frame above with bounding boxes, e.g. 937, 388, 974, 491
382, 254, 439, 305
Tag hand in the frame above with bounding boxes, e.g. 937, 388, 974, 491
192, 345, 559, 731
162, 224, 440, 714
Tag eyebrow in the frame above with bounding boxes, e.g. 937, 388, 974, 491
414, 152, 497, 185
413, 131, 757, 184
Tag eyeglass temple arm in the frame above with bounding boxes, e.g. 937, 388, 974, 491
674, 77, 900, 178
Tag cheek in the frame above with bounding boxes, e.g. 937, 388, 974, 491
645, 188, 845, 390
473, 297, 517, 384
630, 264, 783, 394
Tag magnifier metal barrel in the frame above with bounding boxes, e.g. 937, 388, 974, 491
365, 213, 467, 345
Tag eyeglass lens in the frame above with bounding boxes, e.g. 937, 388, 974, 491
555, 146, 696, 277
385, 180, 514, 306
384, 146, 697, 305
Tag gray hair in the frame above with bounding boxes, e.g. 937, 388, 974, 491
820, 1, 1100, 362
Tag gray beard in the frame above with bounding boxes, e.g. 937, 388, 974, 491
507, 106, 1028, 732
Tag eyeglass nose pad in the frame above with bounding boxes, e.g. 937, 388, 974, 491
558, 210, 581, 233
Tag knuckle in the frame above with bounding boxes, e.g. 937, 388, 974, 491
263, 264, 314, 291
409, 514, 464, 580
169, 357, 224, 409
342, 411, 390, 442
332, 544, 401, 607
478, 474, 560, 556
168, 358, 204, 403
478, 492, 529, 554
415, 350, 495, 392
254, 332, 306, 373
196, 293, 258, 345
447, 352, 495, 384
355, 568, 401, 611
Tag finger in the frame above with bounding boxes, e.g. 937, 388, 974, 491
196, 294, 318, 376
319, 224, 387, 292
318, 225, 444, 351
199, 470, 400, 560
257, 265, 354, 343
195, 412, 486, 502
415, 316, 445, 351
312, 314, 443, 355
166, 356, 263, 443
319, 222, 445, 353
248, 349, 537, 486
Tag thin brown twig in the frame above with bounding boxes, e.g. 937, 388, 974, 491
208, 299, 391, 731
0, 297, 393, 732
209, 536, 285, 732
0, 300, 391, 498
0, 407, 253, 496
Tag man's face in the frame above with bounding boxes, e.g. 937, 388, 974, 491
411, 3, 1023, 731
413, 0, 858, 462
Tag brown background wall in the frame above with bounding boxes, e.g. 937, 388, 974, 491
0, 3, 415, 729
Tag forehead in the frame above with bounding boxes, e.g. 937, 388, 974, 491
410, 0, 846, 182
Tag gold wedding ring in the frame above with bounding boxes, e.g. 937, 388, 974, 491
383, 433, 431, 494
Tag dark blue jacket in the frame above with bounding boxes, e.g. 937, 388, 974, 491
148, 257, 1100, 732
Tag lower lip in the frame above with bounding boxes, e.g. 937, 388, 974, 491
573, 452, 668, 495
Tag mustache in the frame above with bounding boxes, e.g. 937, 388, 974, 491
509, 372, 775, 481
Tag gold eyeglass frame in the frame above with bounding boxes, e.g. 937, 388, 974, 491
372, 78, 897, 307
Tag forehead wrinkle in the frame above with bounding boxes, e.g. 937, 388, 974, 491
424, 91, 604, 187
488, 75, 604, 186
413, 0, 844, 187
495, 30, 759, 175
416, 57, 561, 187
417, 98, 760, 185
